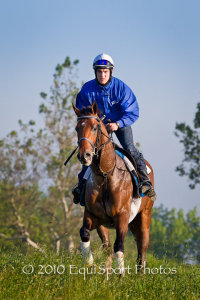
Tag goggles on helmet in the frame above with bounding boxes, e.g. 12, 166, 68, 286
93, 59, 113, 69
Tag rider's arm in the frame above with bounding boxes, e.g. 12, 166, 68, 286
116, 84, 139, 128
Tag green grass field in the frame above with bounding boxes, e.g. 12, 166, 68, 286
0, 240, 199, 300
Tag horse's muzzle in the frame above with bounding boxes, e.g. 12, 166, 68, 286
77, 151, 93, 166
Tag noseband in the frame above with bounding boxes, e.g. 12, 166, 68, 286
77, 115, 112, 156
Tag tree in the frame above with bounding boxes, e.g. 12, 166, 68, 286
38, 57, 83, 250
175, 102, 200, 189
0, 57, 84, 253
0, 126, 46, 252
150, 205, 200, 263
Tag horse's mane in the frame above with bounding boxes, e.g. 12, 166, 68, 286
79, 106, 94, 115
79, 106, 101, 117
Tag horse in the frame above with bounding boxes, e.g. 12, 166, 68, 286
73, 102, 155, 273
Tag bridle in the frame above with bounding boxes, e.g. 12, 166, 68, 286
63, 114, 113, 168
77, 115, 112, 157
77, 115, 116, 177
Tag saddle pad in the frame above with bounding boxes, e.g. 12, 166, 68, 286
115, 150, 151, 174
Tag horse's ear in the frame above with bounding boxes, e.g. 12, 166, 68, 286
73, 103, 81, 116
92, 102, 98, 115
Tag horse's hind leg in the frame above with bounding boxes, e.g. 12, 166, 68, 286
97, 226, 113, 268
97, 226, 112, 253
129, 204, 152, 271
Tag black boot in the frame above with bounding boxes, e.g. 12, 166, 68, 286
72, 179, 86, 205
138, 169, 157, 201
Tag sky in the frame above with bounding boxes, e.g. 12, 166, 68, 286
0, 0, 200, 213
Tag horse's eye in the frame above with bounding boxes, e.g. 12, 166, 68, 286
92, 126, 97, 132
75, 126, 78, 132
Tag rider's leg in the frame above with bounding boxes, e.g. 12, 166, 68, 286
72, 165, 87, 205
115, 126, 156, 200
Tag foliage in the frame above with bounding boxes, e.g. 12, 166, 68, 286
0, 57, 83, 253
175, 103, 200, 189
37, 56, 83, 250
150, 205, 200, 263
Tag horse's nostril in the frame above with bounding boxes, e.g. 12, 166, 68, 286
83, 152, 92, 161
78, 152, 92, 163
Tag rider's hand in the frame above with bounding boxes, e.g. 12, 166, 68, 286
106, 123, 119, 132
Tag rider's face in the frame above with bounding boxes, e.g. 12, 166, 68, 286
96, 69, 111, 85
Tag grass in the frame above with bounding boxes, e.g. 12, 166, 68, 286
0, 239, 199, 300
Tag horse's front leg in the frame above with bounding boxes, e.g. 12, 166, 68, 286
113, 213, 129, 274
80, 210, 99, 266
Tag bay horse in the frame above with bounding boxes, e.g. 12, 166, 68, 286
73, 102, 155, 273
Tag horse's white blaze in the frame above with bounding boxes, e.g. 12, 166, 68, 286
81, 241, 94, 265
115, 251, 125, 274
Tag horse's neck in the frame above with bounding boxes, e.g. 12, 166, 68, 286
94, 125, 116, 175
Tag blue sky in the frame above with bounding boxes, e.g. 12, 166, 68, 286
0, 0, 200, 212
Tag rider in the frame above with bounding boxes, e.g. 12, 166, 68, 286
72, 53, 156, 204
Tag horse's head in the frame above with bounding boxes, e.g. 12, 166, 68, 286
73, 102, 102, 166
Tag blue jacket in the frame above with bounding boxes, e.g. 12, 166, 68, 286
76, 77, 139, 128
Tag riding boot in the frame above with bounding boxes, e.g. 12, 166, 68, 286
72, 179, 86, 205
79, 182, 86, 206
138, 169, 157, 201
72, 165, 88, 205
